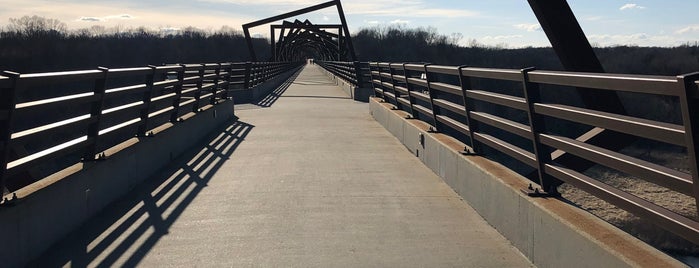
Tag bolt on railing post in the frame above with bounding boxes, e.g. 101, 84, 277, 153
457, 65, 480, 154
244, 62, 252, 89
521, 67, 555, 192
402, 63, 418, 119
0, 71, 19, 200
170, 65, 185, 123
83, 67, 109, 161
137, 66, 157, 137
677, 72, 699, 214
423, 64, 439, 132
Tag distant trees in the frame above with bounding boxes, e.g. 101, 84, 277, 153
1, 16, 698, 75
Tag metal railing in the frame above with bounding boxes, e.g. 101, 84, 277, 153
316, 60, 370, 88
0, 61, 301, 199
368, 61, 699, 245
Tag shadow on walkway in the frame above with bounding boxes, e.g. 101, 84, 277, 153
31, 120, 254, 268
254, 67, 303, 108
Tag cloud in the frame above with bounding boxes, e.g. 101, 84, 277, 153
676, 25, 699, 34
76, 14, 134, 23
587, 33, 686, 47
619, 3, 645, 10
79, 17, 103, 22
365, 20, 381, 25
390, 19, 410, 25
513, 23, 541, 32
343, 1, 478, 18
482, 35, 523, 40
585, 16, 603, 21
322, 16, 329, 22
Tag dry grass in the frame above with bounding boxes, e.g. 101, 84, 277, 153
558, 145, 699, 255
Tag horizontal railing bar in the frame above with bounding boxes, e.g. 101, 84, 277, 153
528, 71, 680, 96
105, 84, 148, 95
545, 164, 699, 245
102, 101, 144, 115
394, 86, 409, 95
106, 67, 152, 77
430, 82, 461, 95
466, 90, 528, 111
407, 77, 428, 88
11, 114, 91, 141
18, 70, 104, 86
534, 103, 685, 146
433, 99, 465, 114
99, 118, 141, 135
540, 134, 693, 195
461, 67, 521, 81
470, 111, 531, 139
397, 97, 411, 107
6, 136, 88, 172
427, 65, 459, 76
474, 132, 537, 167
436, 115, 470, 135
410, 91, 430, 102
15, 92, 97, 109
413, 104, 433, 117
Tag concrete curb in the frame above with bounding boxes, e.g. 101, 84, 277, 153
317, 67, 372, 102
0, 101, 236, 268
369, 97, 687, 268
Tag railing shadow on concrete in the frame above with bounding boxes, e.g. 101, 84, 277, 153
30, 120, 254, 267
254, 67, 304, 107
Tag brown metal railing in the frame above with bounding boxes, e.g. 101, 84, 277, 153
316, 60, 370, 88
0, 61, 301, 200
368, 61, 699, 245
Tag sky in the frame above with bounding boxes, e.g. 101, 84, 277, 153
0, 0, 698, 48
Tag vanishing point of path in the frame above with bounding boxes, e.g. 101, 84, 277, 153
34, 65, 533, 267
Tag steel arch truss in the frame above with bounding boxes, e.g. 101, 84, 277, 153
242, 0, 356, 62
271, 20, 347, 61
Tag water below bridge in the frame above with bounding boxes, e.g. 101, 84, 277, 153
33, 65, 533, 267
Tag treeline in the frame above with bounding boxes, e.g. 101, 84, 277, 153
1, 15, 699, 76
353, 26, 699, 75
0, 16, 269, 73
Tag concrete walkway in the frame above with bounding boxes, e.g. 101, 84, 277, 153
34, 65, 533, 267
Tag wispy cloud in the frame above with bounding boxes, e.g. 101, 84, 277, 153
77, 14, 133, 22
619, 3, 646, 11
482, 34, 523, 40
390, 19, 410, 25
587, 33, 685, 47
585, 16, 603, 21
513, 23, 541, 32
676, 25, 699, 34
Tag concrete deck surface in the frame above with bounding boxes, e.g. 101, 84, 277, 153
33, 65, 533, 267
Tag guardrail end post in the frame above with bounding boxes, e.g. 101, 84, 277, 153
678, 72, 699, 214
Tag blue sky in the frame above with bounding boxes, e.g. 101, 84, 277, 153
1, 0, 698, 47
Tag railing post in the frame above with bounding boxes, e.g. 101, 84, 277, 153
423, 64, 439, 132
0, 71, 19, 200
212, 63, 222, 104
377, 64, 389, 103
677, 72, 699, 214
369, 63, 380, 98
402, 63, 418, 119
170, 65, 185, 123
521, 67, 556, 194
457, 65, 481, 154
244, 62, 252, 89
353, 61, 364, 87
83, 67, 109, 161
193, 64, 205, 112
137, 65, 157, 137
388, 63, 402, 110
223, 63, 233, 100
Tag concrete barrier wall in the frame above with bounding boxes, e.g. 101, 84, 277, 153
0, 101, 236, 268
369, 97, 687, 268
317, 67, 372, 102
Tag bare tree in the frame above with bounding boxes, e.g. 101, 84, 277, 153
7, 15, 67, 36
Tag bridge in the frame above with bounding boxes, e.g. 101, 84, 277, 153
2, 1, 699, 267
